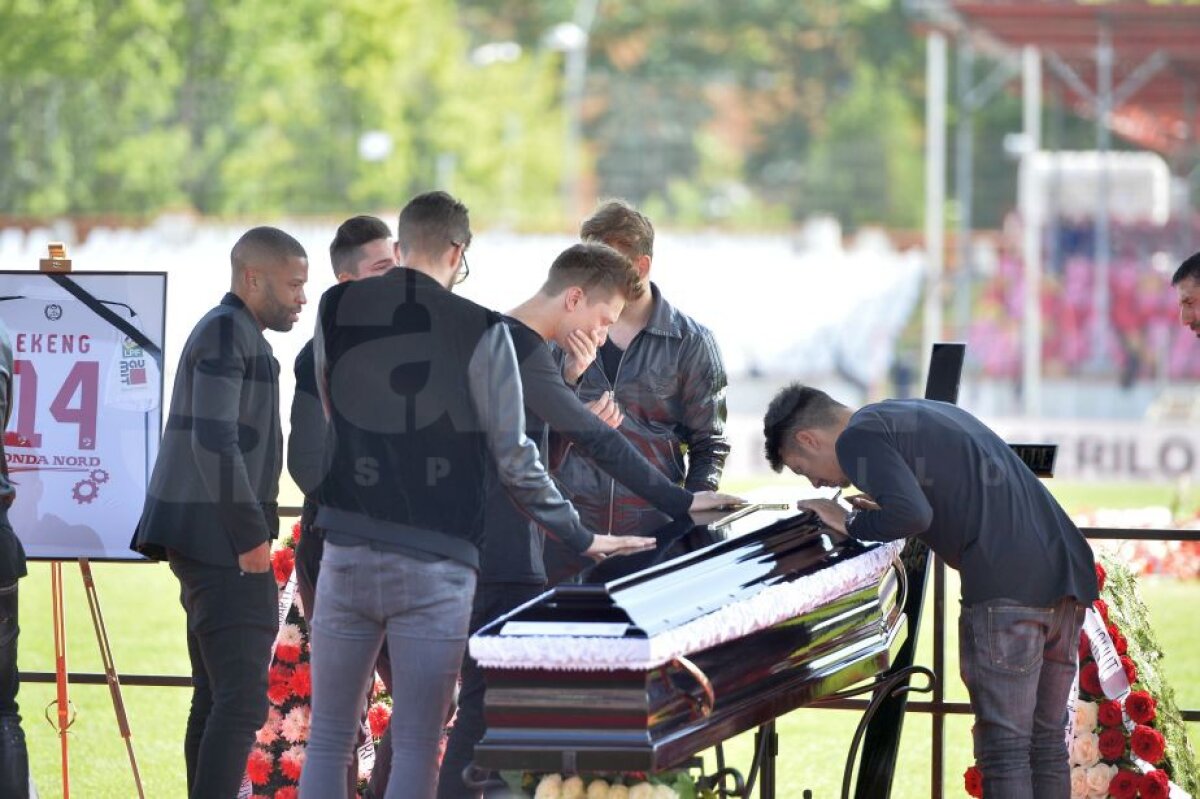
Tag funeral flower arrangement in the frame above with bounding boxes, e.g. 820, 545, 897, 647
240, 523, 394, 799
965, 555, 1198, 798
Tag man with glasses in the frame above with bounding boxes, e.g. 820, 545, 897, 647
299, 192, 652, 799
288, 214, 397, 797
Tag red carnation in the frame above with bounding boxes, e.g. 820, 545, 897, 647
268, 664, 295, 704
1111, 628, 1128, 655
272, 547, 296, 585
1108, 770, 1140, 799
275, 642, 302, 664
1098, 699, 1124, 727
1126, 690, 1157, 725
368, 702, 392, 738
1098, 727, 1126, 760
1096, 562, 1107, 592
1130, 724, 1166, 764
1079, 632, 1092, 664
1140, 769, 1170, 799
246, 748, 274, 785
1094, 598, 1109, 623
275, 788, 299, 799
1079, 661, 1103, 697
1121, 655, 1138, 686
289, 663, 312, 699
963, 765, 983, 798
291, 520, 302, 542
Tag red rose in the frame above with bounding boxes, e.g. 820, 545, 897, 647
289, 662, 312, 699
1079, 632, 1092, 664
1111, 628, 1128, 655
1096, 562, 1107, 592
272, 547, 295, 585
1098, 727, 1126, 760
1130, 724, 1166, 764
368, 702, 392, 738
1121, 655, 1138, 685
1094, 598, 1109, 622
246, 748, 274, 786
1108, 769, 1140, 799
1079, 661, 1103, 697
1126, 690, 1157, 725
1140, 769, 1170, 799
963, 765, 983, 798
1098, 699, 1124, 727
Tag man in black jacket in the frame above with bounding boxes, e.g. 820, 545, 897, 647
437, 241, 741, 798
551, 200, 730, 543
765, 386, 1097, 799
0, 319, 29, 798
289, 214, 397, 797
132, 226, 308, 799
299, 192, 652, 799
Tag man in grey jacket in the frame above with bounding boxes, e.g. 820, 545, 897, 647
299, 192, 652, 799
0, 319, 29, 798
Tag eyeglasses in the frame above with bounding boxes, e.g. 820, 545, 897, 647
451, 240, 470, 285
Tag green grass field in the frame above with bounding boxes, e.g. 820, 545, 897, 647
16, 481, 1200, 798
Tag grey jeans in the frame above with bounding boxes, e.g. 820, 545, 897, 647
299, 543, 477, 799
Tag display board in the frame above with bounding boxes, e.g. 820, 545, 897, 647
1, 270, 166, 560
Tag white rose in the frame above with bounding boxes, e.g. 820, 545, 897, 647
608, 787, 630, 799
535, 774, 564, 799
1070, 766, 1089, 799
587, 779, 611, 799
562, 775, 586, 799
1071, 732, 1101, 768
1075, 700, 1099, 731
651, 786, 677, 799
628, 784, 654, 799
1085, 763, 1117, 798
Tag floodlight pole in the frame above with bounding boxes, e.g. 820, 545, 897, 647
1089, 22, 1115, 373
923, 31, 948, 387
1020, 45, 1043, 417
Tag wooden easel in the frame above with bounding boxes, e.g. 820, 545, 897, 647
37, 244, 145, 799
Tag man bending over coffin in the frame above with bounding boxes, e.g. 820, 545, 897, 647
763, 385, 1096, 799
437, 241, 741, 798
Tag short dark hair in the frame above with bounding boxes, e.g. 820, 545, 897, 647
581, 199, 654, 259
1172, 251, 1200, 286
231, 226, 307, 275
541, 241, 644, 301
762, 384, 847, 472
329, 215, 392, 277
396, 191, 471, 261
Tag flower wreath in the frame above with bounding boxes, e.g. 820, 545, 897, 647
964, 555, 1199, 798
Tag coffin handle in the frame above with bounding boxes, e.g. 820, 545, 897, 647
671, 655, 715, 719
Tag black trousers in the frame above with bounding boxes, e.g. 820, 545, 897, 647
296, 524, 395, 798
170, 554, 276, 799
0, 577, 28, 799
437, 582, 545, 799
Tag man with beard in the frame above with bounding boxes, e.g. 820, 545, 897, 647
132, 226, 308, 799
1172, 251, 1200, 339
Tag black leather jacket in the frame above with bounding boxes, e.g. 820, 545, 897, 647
553, 283, 729, 536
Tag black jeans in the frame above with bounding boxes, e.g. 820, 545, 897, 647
296, 525, 394, 799
437, 582, 545, 799
170, 554, 276, 799
0, 578, 28, 799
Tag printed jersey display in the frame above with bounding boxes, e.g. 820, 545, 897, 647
1, 295, 160, 559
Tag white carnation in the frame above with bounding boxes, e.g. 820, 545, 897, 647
628, 784, 654, 799
534, 774, 563, 799
608, 787, 630, 799
586, 779, 610, 799
1074, 700, 1099, 732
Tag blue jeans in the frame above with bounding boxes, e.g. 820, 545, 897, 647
300, 543, 477, 799
959, 597, 1085, 799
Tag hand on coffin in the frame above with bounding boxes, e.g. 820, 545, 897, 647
845, 493, 880, 512
795, 498, 852, 538
689, 490, 747, 512
583, 533, 657, 561
585, 391, 624, 429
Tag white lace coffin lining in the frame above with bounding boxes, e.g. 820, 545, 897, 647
469, 540, 903, 672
